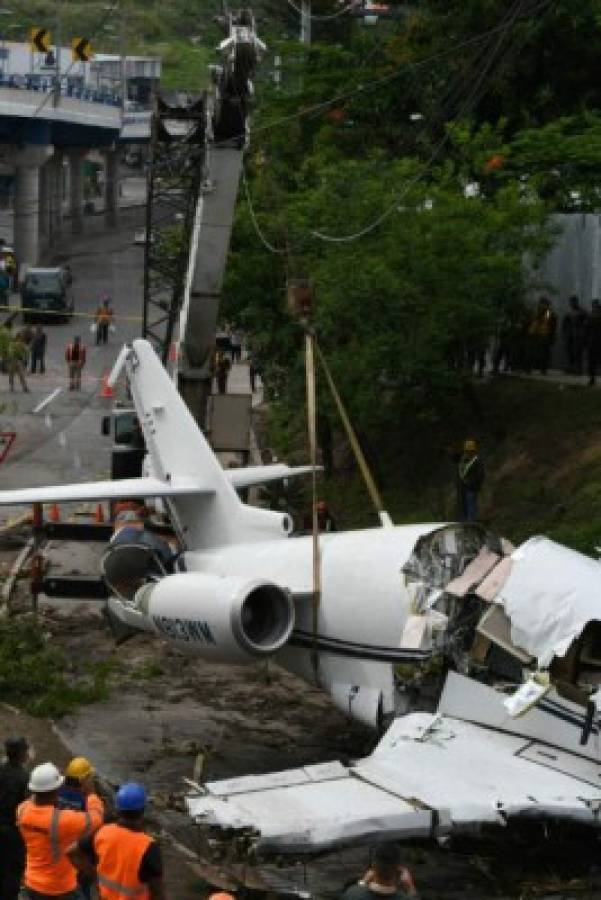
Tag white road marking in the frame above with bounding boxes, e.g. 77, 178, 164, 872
33, 388, 62, 414
44, 414, 52, 429
58, 431, 67, 448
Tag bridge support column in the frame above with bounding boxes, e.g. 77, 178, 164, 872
68, 150, 85, 235
104, 148, 118, 227
49, 151, 64, 238
14, 145, 53, 273
39, 163, 51, 246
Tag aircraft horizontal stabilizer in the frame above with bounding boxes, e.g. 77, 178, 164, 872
0, 476, 212, 506
227, 464, 319, 490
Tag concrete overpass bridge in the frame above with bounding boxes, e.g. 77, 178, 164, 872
0, 87, 140, 270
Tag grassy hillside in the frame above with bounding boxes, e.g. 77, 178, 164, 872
312, 376, 601, 555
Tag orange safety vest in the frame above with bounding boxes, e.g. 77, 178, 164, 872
17, 795, 103, 895
96, 305, 113, 323
94, 822, 152, 899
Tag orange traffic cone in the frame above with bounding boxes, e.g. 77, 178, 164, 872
169, 342, 178, 362
100, 373, 114, 399
94, 503, 105, 524
48, 502, 60, 523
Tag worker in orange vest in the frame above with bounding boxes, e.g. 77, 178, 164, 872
68, 781, 166, 899
18, 761, 103, 899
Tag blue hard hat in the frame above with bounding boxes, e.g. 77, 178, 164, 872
115, 782, 146, 811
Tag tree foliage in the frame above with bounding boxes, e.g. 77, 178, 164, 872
219, 2, 601, 441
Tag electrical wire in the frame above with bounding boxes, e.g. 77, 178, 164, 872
310, 0, 543, 243
241, 0, 546, 251
285, 0, 355, 21
242, 0, 553, 149
241, 167, 287, 254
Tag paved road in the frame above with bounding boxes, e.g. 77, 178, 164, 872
0, 207, 144, 501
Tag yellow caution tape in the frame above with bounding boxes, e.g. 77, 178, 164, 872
0, 304, 143, 323
305, 331, 321, 683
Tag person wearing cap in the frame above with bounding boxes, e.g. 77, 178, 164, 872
95, 296, 114, 346
343, 842, 419, 898
457, 438, 485, 523
0, 736, 29, 900
58, 757, 100, 813
17, 761, 103, 899
59, 758, 104, 899
68, 781, 166, 900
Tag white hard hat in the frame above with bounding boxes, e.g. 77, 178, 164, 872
29, 762, 64, 793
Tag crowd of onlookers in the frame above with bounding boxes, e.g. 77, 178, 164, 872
464, 294, 601, 384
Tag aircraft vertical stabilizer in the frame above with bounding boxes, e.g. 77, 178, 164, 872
124, 339, 290, 549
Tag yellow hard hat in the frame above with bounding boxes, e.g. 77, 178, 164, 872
463, 438, 478, 453
65, 756, 95, 780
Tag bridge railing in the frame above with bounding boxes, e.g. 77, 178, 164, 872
0, 75, 122, 107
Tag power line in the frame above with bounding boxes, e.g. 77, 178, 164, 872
240, 0, 552, 150
240, 0, 535, 251
241, 166, 287, 255
285, 0, 355, 21
310, 0, 545, 243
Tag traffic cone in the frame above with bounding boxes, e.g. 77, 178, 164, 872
48, 502, 60, 523
94, 503, 105, 524
100, 373, 114, 399
169, 342, 177, 362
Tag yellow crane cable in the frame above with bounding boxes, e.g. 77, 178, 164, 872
305, 329, 322, 684
313, 335, 392, 528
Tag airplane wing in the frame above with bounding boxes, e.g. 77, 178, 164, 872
0, 476, 212, 506
226, 464, 317, 490
187, 672, 601, 853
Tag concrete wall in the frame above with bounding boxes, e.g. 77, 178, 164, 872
530, 213, 601, 369
533, 213, 601, 311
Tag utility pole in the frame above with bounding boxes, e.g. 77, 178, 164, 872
54, 0, 62, 106
300, 0, 311, 44
120, 0, 127, 115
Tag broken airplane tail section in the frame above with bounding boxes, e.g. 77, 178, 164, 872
115, 340, 294, 550
0, 339, 308, 550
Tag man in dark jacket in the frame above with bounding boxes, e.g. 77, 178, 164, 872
562, 294, 588, 374
30, 325, 47, 374
587, 299, 601, 386
457, 438, 485, 522
0, 736, 29, 900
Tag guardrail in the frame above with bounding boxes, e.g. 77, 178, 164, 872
0, 87, 121, 129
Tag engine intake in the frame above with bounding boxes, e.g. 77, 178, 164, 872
135, 572, 295, 663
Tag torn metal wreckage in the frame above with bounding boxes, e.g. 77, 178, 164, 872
2, 342, 601, 866
187, 530, 601, 856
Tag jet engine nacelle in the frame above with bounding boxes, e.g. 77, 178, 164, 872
137, 573, 295, 663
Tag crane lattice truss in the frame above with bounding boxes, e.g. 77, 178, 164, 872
142, 97, 206, 364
